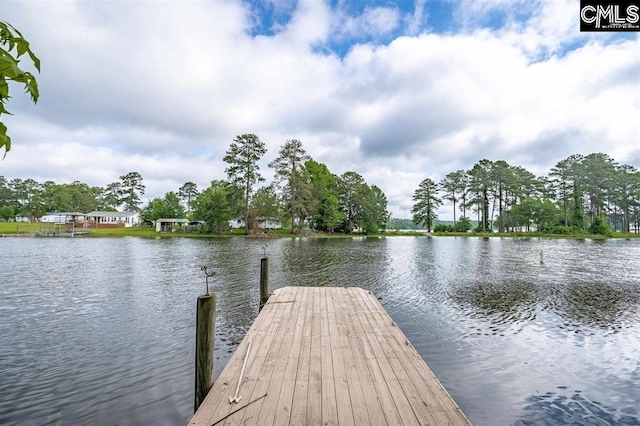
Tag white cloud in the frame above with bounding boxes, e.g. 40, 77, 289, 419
405, 0, 427, 36
335, 7, 401, 40
1, 0, 638, 220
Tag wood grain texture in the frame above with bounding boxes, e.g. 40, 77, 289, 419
190, 287, 471, 426
260, 257, 269, 308
194, 293, 216, 413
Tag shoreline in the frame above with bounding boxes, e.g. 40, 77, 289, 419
2, 229, 639, 240
2, 222, 639, 240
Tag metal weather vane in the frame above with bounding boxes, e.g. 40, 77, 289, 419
200, 266, 215, 294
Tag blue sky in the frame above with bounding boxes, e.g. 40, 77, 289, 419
247, 0, 523, 38
1, 0, 639, 219
245, 0, 632, 57
247, 0, 504, 55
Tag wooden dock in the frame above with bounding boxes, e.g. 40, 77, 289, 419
190, 286, 470, 425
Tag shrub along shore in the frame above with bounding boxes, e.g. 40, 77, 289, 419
1, 222, 638, 239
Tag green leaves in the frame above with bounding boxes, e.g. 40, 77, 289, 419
359, 185, 390, 234
0, 122, 10, 159
178, 182, 199, 216
192, 180, 235, 234
141, 191, 185, 223
334, 171, 390, 234
224, 134, 267, 233
119, 172, 145, 211
412, 178, 442, 232
24, 71, 39, 102
0, 21, 40, 156
268, 139, 312, 233
0, 22, 40, 72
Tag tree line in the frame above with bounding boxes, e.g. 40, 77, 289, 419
0, 135, 390, 234
0, 171, 150, 220
194, 134, 390, 234
412, 153, 640, 235
2, 26, 640, 237
4, 149, 639, 236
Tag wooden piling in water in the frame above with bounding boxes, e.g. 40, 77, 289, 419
194, 293, 216, 413
260, 257, 269, 309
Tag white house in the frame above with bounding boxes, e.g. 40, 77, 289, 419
40, 212, 85, 223
85, 211, 140, 228
258, 217, 282, 229
228, 218, 245, 229
228, 217, 282, 230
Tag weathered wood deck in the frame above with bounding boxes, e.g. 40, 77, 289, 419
190, 286, 470, 426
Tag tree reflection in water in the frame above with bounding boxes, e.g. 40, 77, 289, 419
452, 278, 640, 335
515, 387, 639, 425
452, 280, 538, 329
557, 281, 640, 333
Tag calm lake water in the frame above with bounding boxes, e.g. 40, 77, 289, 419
1, 236, 639, 425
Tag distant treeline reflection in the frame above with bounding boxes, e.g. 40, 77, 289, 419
453, 279, 640, 333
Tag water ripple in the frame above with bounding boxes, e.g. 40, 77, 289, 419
1, 236, 639, 425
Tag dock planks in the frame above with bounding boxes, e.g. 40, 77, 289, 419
189, 286, 470, 426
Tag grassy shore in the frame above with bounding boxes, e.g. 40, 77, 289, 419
432, 231, 640, 239
0, 222, 222, 238
0, 223, 423, 238
1, 222, 54, 234
1, 222, 638, 239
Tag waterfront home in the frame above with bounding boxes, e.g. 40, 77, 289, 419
85, 211, 140, 228
228, 217, 282, 230
257, 217, 282, 229
228, 218, 245, 229
40, 212, 86, 223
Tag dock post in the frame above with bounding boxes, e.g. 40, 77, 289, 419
260, 257, 269, 309
194, 293, 216, 413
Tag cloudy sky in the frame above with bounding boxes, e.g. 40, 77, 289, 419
2, 0, 639, 219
